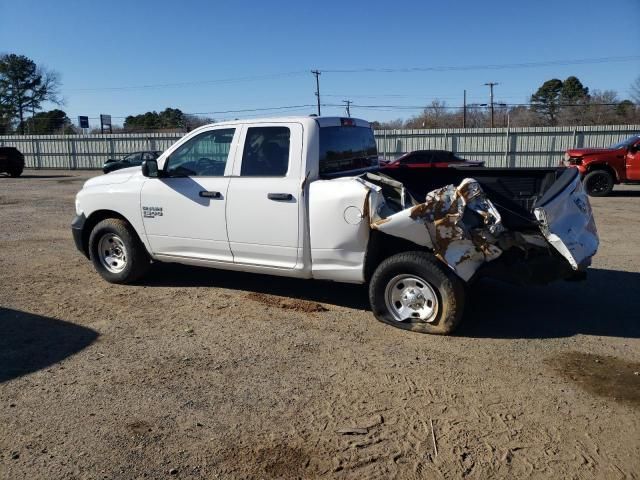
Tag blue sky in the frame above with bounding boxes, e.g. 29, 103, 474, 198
1, 0, 639, 126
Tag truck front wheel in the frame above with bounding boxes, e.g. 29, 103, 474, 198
369, 251, 465, 335
583, 170, 614, 197
88, 218, 151, 284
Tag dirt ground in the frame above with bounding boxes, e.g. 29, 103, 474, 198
1, 170, 639, 480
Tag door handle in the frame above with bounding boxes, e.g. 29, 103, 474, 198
199, 190, 222, 199
267, 193, 293, 201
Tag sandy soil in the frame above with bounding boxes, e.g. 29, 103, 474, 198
1, 170, 639, 479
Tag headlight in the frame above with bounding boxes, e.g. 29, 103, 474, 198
75, 197, 83, 215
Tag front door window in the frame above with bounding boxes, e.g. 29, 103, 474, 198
166, 129, 235, 177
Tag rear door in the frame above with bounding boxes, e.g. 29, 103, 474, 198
226, 123, 303, 268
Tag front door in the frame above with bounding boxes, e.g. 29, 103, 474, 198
626, 142, 640, 181
226, 123, 303, 268
140, 127, 238, 262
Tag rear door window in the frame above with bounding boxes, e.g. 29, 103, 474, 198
240, 127, 291, 177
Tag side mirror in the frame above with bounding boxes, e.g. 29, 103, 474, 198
141, 159, 159, 177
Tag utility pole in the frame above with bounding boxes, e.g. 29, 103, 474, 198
311, 70, 321, 116
484, 82, 498, 128
462, 90, 466, 128
343, 100, 352, 117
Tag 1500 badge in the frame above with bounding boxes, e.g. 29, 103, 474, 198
143, 206, 163, 218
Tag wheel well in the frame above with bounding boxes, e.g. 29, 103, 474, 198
586, 163, 619, 183
364, 230, 432, 282
81, 210, 132, 257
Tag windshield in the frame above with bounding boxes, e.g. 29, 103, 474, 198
611, 135, 640, 149
319, 126, 378, 177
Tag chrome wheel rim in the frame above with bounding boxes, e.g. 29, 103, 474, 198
384, 274, 439, 323
97, 233, 128, 273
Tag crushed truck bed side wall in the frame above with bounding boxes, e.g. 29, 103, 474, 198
371, 178, 505, 281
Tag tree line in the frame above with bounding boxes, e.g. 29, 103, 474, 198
0, 54, 214, 134
2, 53, 639, 134
373, 76, 640, 129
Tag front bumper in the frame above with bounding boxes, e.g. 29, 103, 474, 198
71, 213, 88, 257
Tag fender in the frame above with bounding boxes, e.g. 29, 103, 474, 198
74, 170, 152, 256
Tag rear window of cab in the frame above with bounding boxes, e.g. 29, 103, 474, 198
319, 126, 378, 177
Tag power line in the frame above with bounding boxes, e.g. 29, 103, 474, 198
62, 104, 317, 120
323, 102, 632, 110
62, 56, 640, 94
320, 55, 640, 73
66, 71, 308, 92
16, 101, 636, 125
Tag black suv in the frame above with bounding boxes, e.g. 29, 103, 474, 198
0, 147, 25, 177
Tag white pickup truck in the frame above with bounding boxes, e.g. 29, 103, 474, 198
72, 116, 599, 334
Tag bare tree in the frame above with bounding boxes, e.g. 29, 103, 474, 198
184, 114, 216, 130
371, 118, 404, 129
0, 54, 62, 133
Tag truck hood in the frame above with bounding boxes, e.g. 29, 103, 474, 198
83, 167, 139, 188
566, 147, 620, 157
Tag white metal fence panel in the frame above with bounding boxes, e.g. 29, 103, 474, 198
1, 125, 638, 170
375, 125, 640, 167
0, 133, 183, 169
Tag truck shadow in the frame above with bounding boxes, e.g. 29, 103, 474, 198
0, 308, 98, 383
147, 263, 369, 310
147, 265, 638, 339
459, 268, 640, 339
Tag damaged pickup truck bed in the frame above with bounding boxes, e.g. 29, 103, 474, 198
72, 116, 598, 334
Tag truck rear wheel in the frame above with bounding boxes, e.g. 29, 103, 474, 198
583, 170, 613, 197
88, 218, 150, 284
369, 251, 465, 335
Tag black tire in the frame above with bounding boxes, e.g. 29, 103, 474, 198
88, 218, 150, 284
583, 170, 614, 197
8, 165, 23, 177
369, 251, 465, 335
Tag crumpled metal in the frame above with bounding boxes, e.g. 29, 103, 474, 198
372, 178, 505, 281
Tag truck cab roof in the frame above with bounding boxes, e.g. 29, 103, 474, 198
190, 116, 371, 131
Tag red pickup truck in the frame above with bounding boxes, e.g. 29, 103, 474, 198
563, 134, 640, 196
